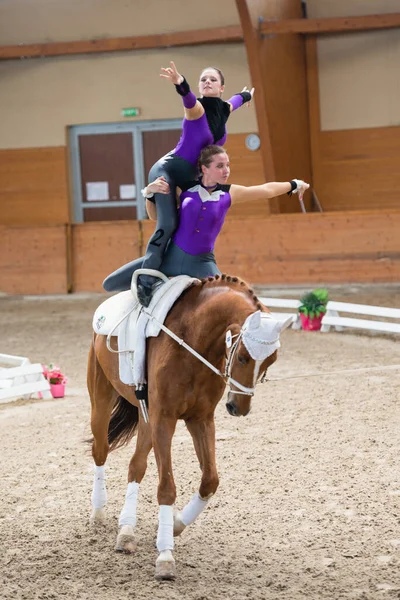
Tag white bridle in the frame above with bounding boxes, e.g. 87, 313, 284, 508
142, 309, 282, 399
224, 314, 282, 397
224, 330, 256, 397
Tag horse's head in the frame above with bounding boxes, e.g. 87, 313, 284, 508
224, 311, 289, 417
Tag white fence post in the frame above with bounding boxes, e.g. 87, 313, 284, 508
0, 354, 51, 404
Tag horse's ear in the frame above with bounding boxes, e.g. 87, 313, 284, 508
249, 311, 261, 330
278, 315, 294, 332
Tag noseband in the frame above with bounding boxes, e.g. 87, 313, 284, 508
224, 326, 278, 398
224, 331, 256, 397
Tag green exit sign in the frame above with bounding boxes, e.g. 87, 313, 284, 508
121, 107, 140, 117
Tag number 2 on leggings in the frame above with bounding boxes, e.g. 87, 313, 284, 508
150, 228, 165, 247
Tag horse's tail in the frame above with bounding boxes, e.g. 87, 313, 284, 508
107, 395, 139, 452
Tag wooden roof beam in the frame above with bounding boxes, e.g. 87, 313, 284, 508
259, 13, 400, 35
0, 25, 243, 60
235, 0, 277, 213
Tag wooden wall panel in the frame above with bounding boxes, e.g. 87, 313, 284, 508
214, 211, 400, 284
316, 127, 400, 211
224, 134, 269, 218
306, 37, 400, 212
143, 211, 400, 285
0, 225, 68, 294
71, 221, 141, 292
224, 135, 265, 187
141, 220, 155, 248
312, 127, 400, 212
0, 147, 69, 225
2, 211, 399, 294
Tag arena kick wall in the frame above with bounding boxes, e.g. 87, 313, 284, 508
1, 210, 400, 295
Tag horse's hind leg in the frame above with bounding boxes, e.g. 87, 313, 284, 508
115, 415, 153, 554
87, 341, 117, 524
174, 415, 219, 536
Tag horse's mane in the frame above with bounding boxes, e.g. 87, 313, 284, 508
198, 273, 265, 312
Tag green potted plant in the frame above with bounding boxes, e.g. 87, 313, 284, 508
298, 288, 328, 331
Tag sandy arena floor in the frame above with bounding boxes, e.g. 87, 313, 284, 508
0, 285, 399, 600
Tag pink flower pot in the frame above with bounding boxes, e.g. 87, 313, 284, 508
299, 313, 323, 331
50, 383, 66, 398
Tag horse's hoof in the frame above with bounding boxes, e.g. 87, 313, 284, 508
155, 550, 176, 581
90, 507, 106, 524
115, 525, 137, 554
173, 509, 186, 537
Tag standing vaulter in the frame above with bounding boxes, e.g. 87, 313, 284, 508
103, 61, 254, 304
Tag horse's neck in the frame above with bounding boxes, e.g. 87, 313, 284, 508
192, 286, 254, 355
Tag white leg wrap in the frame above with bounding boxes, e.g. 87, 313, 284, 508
91, 465, 107, 509
118, 481, 140, 528
181, 492, 210, 526
156, 505, 174, 552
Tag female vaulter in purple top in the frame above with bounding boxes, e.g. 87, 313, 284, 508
105, 145, 310, 287
102, 62, 254, 305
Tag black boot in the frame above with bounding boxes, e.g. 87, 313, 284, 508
135, 384, 149, 422
137, 275, 157, 307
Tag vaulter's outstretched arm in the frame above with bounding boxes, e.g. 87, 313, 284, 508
230, 179, 310, 204
161, 61, 205, 120
226, 87, 255, 112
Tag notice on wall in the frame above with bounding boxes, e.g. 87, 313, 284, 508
119, 184, 136, 200
86, 181, 109, 202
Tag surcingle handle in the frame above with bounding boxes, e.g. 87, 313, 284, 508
135, 384, 149, 423
131, 268, 169, 297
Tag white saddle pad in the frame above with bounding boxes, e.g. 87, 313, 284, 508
92, 275, 198, 386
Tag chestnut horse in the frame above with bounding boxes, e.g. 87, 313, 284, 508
87, 274, 285, 580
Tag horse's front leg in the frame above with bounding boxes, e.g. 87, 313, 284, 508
115, 415, 152, 554
151, 414, 178, 580
174, 415, 219, 536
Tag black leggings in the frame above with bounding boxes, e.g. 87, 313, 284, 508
102, 242, 220, 292
103, 152, 195, 292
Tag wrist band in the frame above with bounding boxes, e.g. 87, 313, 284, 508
239, 91, 252, 104
287, 180, 297, 196
175, 77, 190, 96
141, 187, 154, 199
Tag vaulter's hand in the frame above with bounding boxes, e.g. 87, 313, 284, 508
292, 179, 310, 202
160, 61, 184, 85
241, 86, 255, 106
146, 176, 170, 196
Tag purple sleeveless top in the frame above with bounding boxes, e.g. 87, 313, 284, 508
173, 115, 226, 166
173, 182, 232, 255
173, 95, 242, 166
